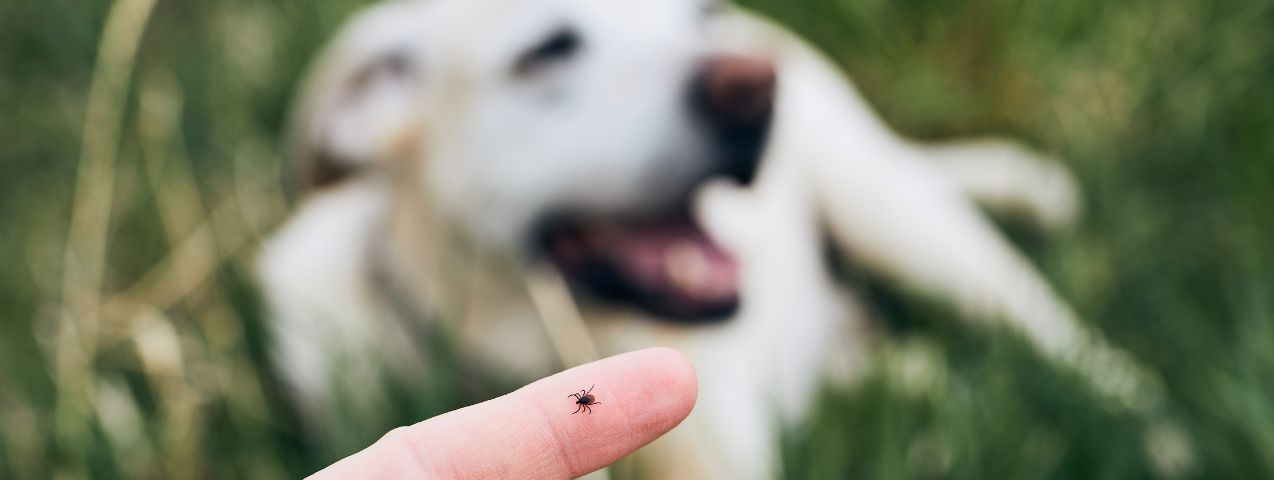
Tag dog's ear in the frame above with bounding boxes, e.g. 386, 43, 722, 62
287, 3, 426, 189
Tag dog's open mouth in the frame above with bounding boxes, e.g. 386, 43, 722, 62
531, 54, 778, 322
537, 211, 739, 321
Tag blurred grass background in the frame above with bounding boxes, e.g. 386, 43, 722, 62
1, 0, 1271, 478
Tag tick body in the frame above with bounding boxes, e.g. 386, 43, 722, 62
568, 385, 601, 414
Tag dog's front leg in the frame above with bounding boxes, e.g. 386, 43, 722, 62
770, 44, 1162, 414
672, 148, 878, 479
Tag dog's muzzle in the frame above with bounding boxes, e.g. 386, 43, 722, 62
537, 54, 776, 323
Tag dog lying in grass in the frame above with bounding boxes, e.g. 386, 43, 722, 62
259, 0, 1162, 476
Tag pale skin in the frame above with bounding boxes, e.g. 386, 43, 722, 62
309, 348, 699, 479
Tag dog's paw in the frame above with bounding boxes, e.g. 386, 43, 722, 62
919, 139, 1082, 233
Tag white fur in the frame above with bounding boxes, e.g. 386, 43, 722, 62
257, 178, 391, 417
259, 0, 1160, 477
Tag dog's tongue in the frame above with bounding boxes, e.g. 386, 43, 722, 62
607, 224, 738, 305
545, 217, 740, 317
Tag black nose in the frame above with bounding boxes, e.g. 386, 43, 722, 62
691, 55, 776, 185
696, 55, 776, 128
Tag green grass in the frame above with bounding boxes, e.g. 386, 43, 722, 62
2, 0, 1272, 478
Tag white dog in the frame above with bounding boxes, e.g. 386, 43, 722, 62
258, 0, 1161, 477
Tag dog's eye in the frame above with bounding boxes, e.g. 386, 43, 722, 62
513, 27, 581, 77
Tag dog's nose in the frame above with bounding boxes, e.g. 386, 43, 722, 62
691, 55, 775, 185
695, 55, 776, 129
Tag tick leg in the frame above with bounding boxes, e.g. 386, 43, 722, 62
573, 404, 582, 414
585, 385, 594, 395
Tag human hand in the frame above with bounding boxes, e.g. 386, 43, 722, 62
309, 347, 698, 479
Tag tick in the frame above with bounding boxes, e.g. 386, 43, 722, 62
568, 385, 601, 414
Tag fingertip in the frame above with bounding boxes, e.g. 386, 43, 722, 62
638, 347, 699, 417
513, 347, 700, 476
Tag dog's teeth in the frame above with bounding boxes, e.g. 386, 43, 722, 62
665, 241, 711, 294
